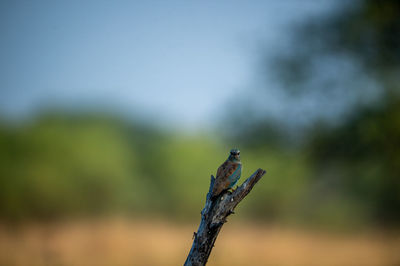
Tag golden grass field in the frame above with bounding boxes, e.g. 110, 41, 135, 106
0, 219, 399, 266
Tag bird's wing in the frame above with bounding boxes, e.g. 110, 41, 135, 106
212, 161, 240, 197
228, 163, 242, 188
216, 160, 229, 178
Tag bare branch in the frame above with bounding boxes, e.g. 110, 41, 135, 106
184, 168, 266, 266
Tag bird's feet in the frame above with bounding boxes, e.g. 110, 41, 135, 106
228, 186, 238, 193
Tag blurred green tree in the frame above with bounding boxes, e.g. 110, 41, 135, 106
238, 0, 400, 225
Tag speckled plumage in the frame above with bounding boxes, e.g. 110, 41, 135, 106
211, 149, 242, 198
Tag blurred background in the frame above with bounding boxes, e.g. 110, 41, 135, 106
1, 0, 400, 265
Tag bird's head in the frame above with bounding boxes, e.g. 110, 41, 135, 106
228, 148, 240, 162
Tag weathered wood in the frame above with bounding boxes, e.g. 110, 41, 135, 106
184, 168, 266, 266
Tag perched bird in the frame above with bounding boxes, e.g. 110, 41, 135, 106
211, 148, 242, 198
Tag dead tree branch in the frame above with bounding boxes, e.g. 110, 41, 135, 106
184, 168, 266, 266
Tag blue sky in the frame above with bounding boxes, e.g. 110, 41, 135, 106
0, 0, 335, 130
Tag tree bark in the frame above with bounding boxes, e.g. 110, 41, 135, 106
184, 168, 266, 266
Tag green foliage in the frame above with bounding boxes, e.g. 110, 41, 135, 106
0, 112, 316, 224
0, 115, 138, 219
1, 108, 398, 227
308, 98, 400, 224
230, 0, 400, 227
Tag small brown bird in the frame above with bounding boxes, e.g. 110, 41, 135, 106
211, 148, 242, 198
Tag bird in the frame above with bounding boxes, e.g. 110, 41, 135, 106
211, 148, 242, 199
